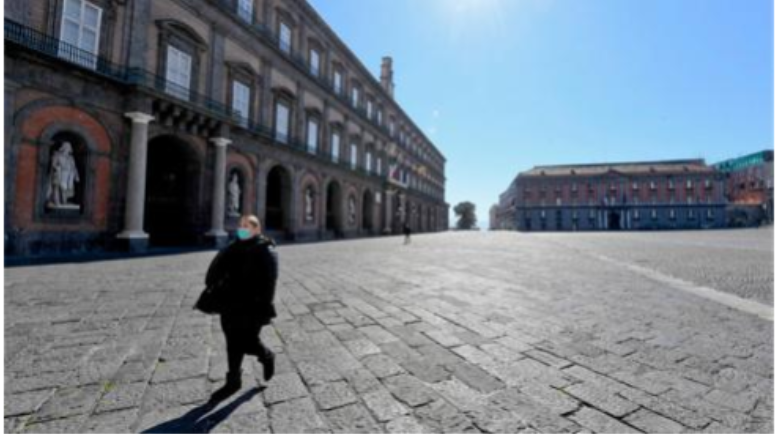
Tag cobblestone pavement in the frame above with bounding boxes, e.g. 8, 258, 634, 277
4, 231, 773, 433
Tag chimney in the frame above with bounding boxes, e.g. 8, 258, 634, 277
380, 56, 394, 98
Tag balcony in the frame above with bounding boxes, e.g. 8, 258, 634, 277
6, 19, 438, 200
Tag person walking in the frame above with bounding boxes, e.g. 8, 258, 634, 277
205, 215, 278, 401
403, 222, 412, 244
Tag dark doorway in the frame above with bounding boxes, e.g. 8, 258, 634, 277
265, 166, 292, 234
555, 210, 563, 230
362, 190, 374, 233
325, 181, 343, 236
608, 211, 621, 230
145, 135, 200, 246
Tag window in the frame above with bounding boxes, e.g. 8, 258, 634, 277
633, 209, 640, 220
165, 45, 192, 100
650, 181, 656, 190
367, 100, 373, 119
589, 209, 596, 219
275, 100, 290, 143
389, 121, 395, 137
366, 152, 373, 173
669, 209, 676, 220
704, 178, 713, 189
306, 117, 319, 153
350, 143, 358, 169
687, 196, 694, 205
331, 131, 340, 161
377, 157, 382, 175
351, 87, 360, 108
279, 22, 292, 54
668, 179, 675, 190
377, 109, 383, 126
333, 70, 343, 94
231, 80, 250, 126
707, 209, 715, 219
556, 198, 562, 206
632, 181, 639, 190
238, 0, 253, 22
686, 179, 693, 189
59, 0, 102, 69
651, 209, 658, 220
309, 49, 320, 77
688, 209, 695, 220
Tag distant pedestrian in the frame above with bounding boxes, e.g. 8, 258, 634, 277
403, 223, 412, 244
205, 215, 278, 401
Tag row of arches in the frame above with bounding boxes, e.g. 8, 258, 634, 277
144, 134, 385, 246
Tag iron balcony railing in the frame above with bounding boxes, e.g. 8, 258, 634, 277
5, 18, 126, 81
7, 18, 426, 195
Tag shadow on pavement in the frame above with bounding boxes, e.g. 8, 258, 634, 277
142, 387, 263, 433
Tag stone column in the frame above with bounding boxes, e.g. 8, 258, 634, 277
117, 112, 154, 252
206, 137, 231, 247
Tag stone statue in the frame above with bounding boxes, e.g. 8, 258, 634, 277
305, 187, 314, 222
348, 196, 356, 225
227, 172, 241, 217
46, 141, 80, 209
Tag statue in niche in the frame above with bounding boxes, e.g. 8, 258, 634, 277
348, 196, 356, 225
46, 141, 80, 210
304, 187, 315, 222
227, 172, 241, 217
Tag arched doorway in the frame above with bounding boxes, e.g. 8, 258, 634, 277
265, 165, 292, 236
608, 210, 621, 230
145, 135, 201, 246
325, 180, 343, 236
362, 189, 374, 234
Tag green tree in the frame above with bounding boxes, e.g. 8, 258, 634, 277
453, 201, 477, 230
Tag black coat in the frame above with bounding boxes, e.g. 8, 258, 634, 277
205, 235, 278, 323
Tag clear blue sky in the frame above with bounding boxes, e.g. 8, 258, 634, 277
307, 0, 773, 228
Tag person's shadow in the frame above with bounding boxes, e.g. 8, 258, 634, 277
142, 387, 264, 433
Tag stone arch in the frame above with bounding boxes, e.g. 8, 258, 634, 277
324, 177, 344, 236
144, 134, 203, 246
264, 163, 294, 236
362, 188, 375, 234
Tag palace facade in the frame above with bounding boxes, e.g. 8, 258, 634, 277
5, 0, 448, 256
502, 159, 727, 231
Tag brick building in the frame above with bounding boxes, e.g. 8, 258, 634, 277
505, 159, 726, 231
714, 150, 773, 225
5, 0, 448, 257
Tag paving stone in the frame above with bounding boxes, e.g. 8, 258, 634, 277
343, 369, 382, 394
362, 388, 410, 422
269, 397, 330, 433
624, 408, 686, 433
362, 354, 405, 379
311, 381, 359, 411
567, 406, 642, 433
150, 357, 208, 384
385, 415, 431, 433
31, 384, 102, 423
297, 361, 345, 386
94, 382, 146, 413
616, 388, 712, 430
414, 399, 479, 433
425, 330, 465, 347
21, 415, 89, 433
5, 389, 55, 417
383, 374, 438, 407
82, 408, 139, 433
449, 363, 506, 393
343, 338, 382, 359
263, 372, 310, 405
398, 358, 451, 383
703, 388, 760, 413
524, 349, 574, 369
564, 383, 639, 418
323, 403, 383, 433
142, 378, 210, 410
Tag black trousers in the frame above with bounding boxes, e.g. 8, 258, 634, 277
220, 313, 272, 376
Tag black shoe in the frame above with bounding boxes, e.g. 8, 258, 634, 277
261, 352, 275, 382
210, 371, 241, 403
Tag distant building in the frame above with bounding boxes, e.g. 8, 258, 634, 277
714, 150, 773, 226
508, 159, 727, 231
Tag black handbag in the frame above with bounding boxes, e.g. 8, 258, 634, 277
194, 277, 227, 315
